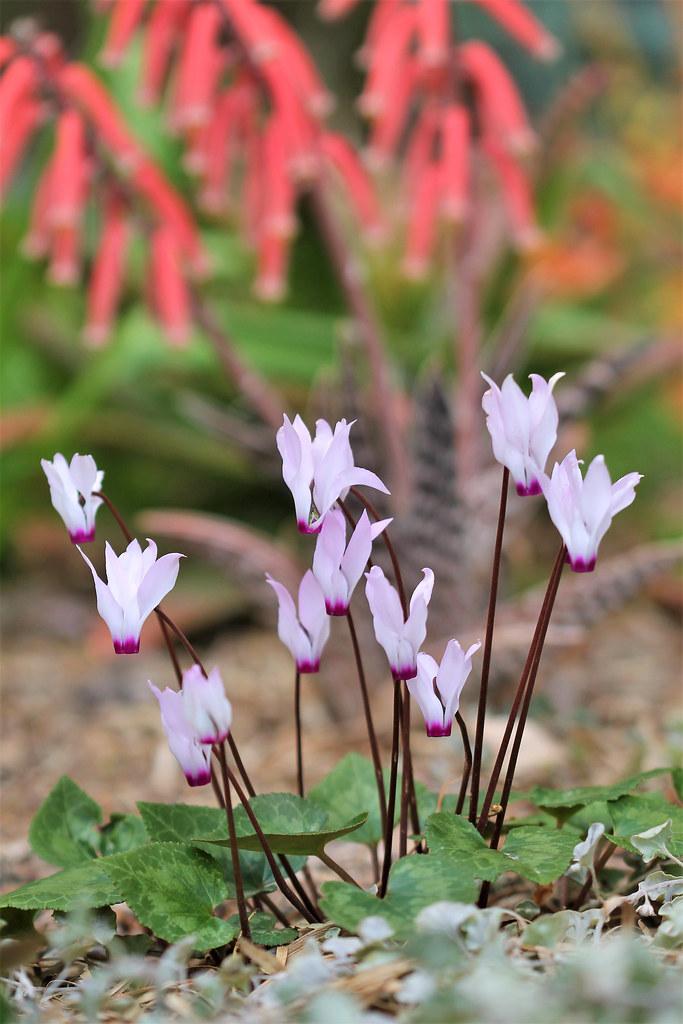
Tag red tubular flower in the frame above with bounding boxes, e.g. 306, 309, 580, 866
59, 64, 141, 170
258, 7, 331, 118
321, 132, 384, 242
367, 56, 419, 167
470, 0, 559, 60
440, 103, 470, 222
359, 0, 403, 69
254, 232, 287, 303
22, 161, 54, 259
84, 192, 129, 346
403, 161, 441, 280
49, 109, 88, 229
417, 0, 449, 70
0, 97, 43, 199
101, 0, 147, 67
140, 1, 191, 106
133, 160, 208, 275
150, 225, 191, 345
261, 114, 296, 239
459, 41, 534, 153
195, 79, 256, 211
49, 223, 81, 286
0, 36, 16, 68
359, 4, 416, 118
170, 3, 222, 132
484, 140, 540, 250
0, 56, 37, 127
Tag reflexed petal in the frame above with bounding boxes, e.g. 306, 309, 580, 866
69, 453, 100, 496
365, 565, 404, 633
407, 653, 444, 735
79, 546, 124, 643
137, 551, 184, 621
266, 573, 313, 667
610, 471, 642, 515
340, 511, 391, 598
298, 569, 330, 661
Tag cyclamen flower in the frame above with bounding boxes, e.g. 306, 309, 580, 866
80, 539, 183, 653
266, 570, 330, 673
181, 664, 232, 744
149, 683, 211, 787
407, 640, 481, 737
542, 450, 642, 573
41, 453, 103, 543
276, 415, 389, 534
313, 509, 392, 615
364, 566, 434, 680
481, 371, 564, 496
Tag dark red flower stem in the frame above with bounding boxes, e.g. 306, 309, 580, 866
216, 743, 251, 938
399, 695, 411, 857
349, 486, 420, 839
469, 467, 510, 823
379, 680, 402, 898
454, 711, 473, 816
259, 893, 292, 929
347, 609, 387, 836
224, 763, 320, 923
294, 669, 304, 797
476, 543, 566, 833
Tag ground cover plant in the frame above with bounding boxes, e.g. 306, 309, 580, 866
1, 0, 681, 1020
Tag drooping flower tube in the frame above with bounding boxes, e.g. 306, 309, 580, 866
542, 450, 642, 573
481, 371, 564, 496
149, 682, 212, 787
407, 639, 481, 737
41, 452, 104, 543
266, 570, 330, 672
181, 664, 232, 744
312, 509, 392, 615
80, 539, 184, 653
364, 565, 434, 680
276, 415, 389, 534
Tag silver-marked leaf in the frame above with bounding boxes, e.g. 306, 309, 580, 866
29, 777, 102, 868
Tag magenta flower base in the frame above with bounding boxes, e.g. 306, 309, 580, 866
516, 479, 542, 497
569, 556, 596, 573
69, 528, 96, 543
114, 638, 141, 654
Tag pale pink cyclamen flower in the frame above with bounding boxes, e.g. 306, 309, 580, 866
266, 570, 330, 672
181, 664, 233, 744
149, 683, 211, 787
407, 640, 481, 737
542, 450, 642, 573
80, 539, 183, 653
312, 509, 392, 615
481, 371, 564, 496
364, 565, 434, 680
276, 415, 389, 534
41, 453, 103, 543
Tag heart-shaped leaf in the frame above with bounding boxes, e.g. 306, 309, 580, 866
526, 770, 670, 823
29, 777, 102, 868
425, 813, 506, 881
0, 860, 122, 912
501, 827, 578, 884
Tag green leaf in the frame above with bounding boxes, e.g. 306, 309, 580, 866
98, 814, 148, 856
672, 768, 683, 802
101, 843, 239, 951
309, 753, 386, 846
425, 813, 506, 881
29, 777, 102, 868
0, 861, 122, 912
187, 793, 368, 856
607, 794, 683, 858
239, 912, 297, 947
320, 855, 479, 939
138, 801, 305, 893
501, 827, 577, 885
526, 769, 670, 823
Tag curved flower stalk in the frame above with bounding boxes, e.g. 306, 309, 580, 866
79, 539, 184, 653
266, 570, 330, 673
277, 415, 389, 535
41, 453, 103, 543
313, 509, 392, 615
365, 565, 434, 680
149, 664, 232, 787
408, 640, 481, 737
481, 371, 564, 496
542, 451, 642, 572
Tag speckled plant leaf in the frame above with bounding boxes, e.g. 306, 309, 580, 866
320, 855, 479, 938
606, 794, 683, 858
100, 842, 239, 951
425, 813, 507, 881
526, 769, 670, 823
98, 814, 148, 856
0, 860, 122, 912
29, 776, 102, 868
501, 827, 578, 884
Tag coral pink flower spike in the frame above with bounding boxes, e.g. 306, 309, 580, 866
408, 639, 481, 737
266, 570, 331, 673
364, 565, 434, 681
149, 683, 212, 788
481, 371, 564, 496
79, 539, 183, 653
313, 509, 392, 615
41, 453, 104, 543
276, 414, 389, 534
542, 451, 642, 573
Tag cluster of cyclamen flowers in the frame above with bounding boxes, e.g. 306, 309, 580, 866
42, 371, 641, 786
